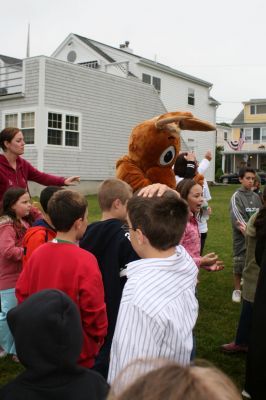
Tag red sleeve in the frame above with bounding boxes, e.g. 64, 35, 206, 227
22, 230, 46, 267
79, 255, 108, 347
0, 225, 23, 261
23, 158, 65, 187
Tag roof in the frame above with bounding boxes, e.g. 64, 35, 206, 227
231, 110, 244, 125
0, 54, 22, 66
243, 98, 266, 105
73, 34, 213, 87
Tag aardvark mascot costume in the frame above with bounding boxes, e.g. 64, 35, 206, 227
116, 111, 215, 191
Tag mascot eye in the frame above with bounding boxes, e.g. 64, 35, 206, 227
159, 146, 176, 166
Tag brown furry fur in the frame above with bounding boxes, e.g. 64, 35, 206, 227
116, 111, 215, 191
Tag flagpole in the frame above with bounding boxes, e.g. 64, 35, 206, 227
26, 23, 30, 58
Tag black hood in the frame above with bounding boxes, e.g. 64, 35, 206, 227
7, 289, 83, 383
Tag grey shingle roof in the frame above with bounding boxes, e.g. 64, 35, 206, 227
0, 55, 22, 66
231, 110, 244, 125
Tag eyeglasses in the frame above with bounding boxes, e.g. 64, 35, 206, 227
121, 223, 135, 233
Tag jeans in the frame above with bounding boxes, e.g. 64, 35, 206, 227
0, 288, 17, 354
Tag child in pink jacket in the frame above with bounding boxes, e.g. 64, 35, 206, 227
0, 187, 32, 360
176, 179, 223, 271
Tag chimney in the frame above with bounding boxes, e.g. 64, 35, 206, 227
119, 41, 133, 53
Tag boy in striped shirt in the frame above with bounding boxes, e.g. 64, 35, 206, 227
108, 191, 198, 383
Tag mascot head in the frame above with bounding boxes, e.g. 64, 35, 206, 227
116, 111, 215, 190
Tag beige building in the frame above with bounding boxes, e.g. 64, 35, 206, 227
222, 99, 266, 173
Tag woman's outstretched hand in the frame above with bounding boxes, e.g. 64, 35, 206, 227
64, 176, 81, 185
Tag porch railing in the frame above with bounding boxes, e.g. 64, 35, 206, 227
0, 62, 23, 96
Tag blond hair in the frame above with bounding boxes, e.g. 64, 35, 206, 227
98, 179, 132, 211
108, 360, 241, 400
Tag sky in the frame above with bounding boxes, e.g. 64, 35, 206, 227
1, 0, 266, 124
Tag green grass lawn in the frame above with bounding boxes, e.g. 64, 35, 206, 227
0, 185, 246, 389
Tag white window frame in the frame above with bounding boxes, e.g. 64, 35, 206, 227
244, 128, 252, 143
244, 127, 266, 144
47, 110, 81, 149
2, 109, 36, 145
142, 73, 161, 93
261, 127, 266, 143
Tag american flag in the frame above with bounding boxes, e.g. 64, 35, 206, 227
225, 128, 245, 151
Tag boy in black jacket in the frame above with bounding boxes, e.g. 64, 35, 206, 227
79, 178, 138, 379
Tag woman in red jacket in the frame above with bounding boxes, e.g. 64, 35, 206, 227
0, 127, 80, 202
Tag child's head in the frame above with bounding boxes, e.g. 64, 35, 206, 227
40, 186, 63, 214
2, 187, 31, 220
126, 191, 188, 255
238, 167, 256, 190
48, 190, 87, 237
174, 153, 190, 177
7, 289, 83, 372
98, 179, 133, 220
174, 152, 197, 178
108, 362, 241, 400
176, 179, 203, 213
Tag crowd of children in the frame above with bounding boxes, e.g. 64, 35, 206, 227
0, 145, 258, 399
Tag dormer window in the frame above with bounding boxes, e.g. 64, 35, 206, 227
250, 104, 266, 114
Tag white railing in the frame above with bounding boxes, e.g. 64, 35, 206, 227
0, 62, 23, 96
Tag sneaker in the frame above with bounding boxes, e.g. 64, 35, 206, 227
221, 341, 248, 353
0, 350, 7, 358
242, 389, 251, 399
12, 355, 19, 363
232, 289, 241, 303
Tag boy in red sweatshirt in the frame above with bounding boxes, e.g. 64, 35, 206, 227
16, 190, 107, 368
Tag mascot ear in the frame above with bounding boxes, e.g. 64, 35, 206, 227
179, 118, 215, 131
155, 112, 193, 130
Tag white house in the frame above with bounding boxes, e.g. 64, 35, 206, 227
52, 34, 219, 181
0, 56, 166, 194
216, 123, 232, 148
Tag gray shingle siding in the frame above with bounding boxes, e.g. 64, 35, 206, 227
43, 58, 165, 179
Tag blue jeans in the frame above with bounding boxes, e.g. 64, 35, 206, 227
235, 299, 253, 346
0, 288, 17, 354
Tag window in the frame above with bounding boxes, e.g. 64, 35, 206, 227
250, 104, 266, 114
244, 128, 252, 143
224, 131, 228, 141
253, 128, 261, 144
188, 88, 195, 106
152, 77, 161, 93
142, 73, 161, 93
48, 113, 62, 145
47, 112, 79, 147
21, 112, 35, 144
5, 114, 18, 127
142, 73, 151, 84
262, 128, 266, 142
4, 112, 35, 144
65, 115, 79, 146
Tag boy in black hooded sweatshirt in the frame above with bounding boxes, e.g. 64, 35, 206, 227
0, 289, 108, 400
79, 178, 139, 379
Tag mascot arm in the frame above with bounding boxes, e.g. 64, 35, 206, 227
146, 166, 176, 189
116, 156, 152, 191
